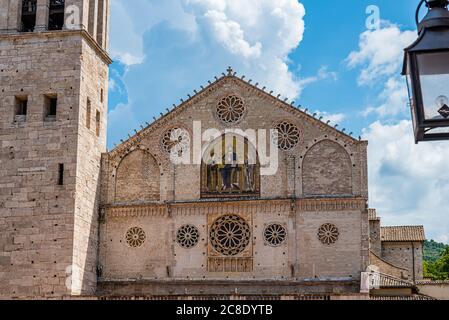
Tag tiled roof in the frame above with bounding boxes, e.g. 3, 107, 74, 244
381, 226, 425, 242
368, 209, 380, 221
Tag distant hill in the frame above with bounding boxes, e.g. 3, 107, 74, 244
424, 240, 449, 262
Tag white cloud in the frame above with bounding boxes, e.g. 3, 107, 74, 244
109, 0, 196, 65
347, 23, 415, 85
203, 10, 262, 59
314, 111, 345, 126
347, 22, 416, 117
298, 66, 338, 89
109, 0, 306, 98
363, 120, 449, 243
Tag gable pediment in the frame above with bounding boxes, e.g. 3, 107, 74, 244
108, 72, 360, 162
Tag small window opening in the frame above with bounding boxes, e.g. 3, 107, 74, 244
86, 98, 91, 129
58, 164, 64, 185
48, 0, 65, 31
14, 96, 28, 121
95, 110, 101, 137
21, 0, 37, 32
100, 88, 104, 103
44, 94, 57, 120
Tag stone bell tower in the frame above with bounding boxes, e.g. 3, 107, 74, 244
0, 0, 111, 298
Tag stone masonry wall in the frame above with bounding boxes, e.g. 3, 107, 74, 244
0, 32, 83, 298
0, 30, 109, 298
99, 199, 366, 289
381, 241, 424, 281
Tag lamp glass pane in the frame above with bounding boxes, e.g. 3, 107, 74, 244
417, 52, 449, 121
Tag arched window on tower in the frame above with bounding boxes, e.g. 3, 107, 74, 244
21, 0, 37, 32
48, 0, 65, 31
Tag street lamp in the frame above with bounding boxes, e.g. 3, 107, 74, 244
402, 0, 449, 143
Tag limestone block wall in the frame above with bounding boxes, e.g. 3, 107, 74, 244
381, 241, 424, 281
0, 32, 83, 298
71, 36, 109, 295
99, 198, 367, 286
0, 30, 109, 298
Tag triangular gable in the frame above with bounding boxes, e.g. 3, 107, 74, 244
109, 68, 360, 158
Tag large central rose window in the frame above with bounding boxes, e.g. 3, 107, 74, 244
210, 214, 251, 256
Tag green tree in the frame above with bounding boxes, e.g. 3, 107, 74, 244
424, 247, 449, 280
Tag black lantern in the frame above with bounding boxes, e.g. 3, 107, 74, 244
402, 0, 449, 143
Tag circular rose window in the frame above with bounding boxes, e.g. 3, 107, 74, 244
210, 214, 251, 256
263, 224, 287, 247
161, 127, 190, 155
318, 223, 339, 245
125, 227, 146, 248
216, 95, 245, 124
272, 121, 300, 150
176, 224, 200, 249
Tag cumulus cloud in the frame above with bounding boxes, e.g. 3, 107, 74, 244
363, 120, 449, 243
347, 22, 415, 117
347, 23, 415, 85
107, 0, 308, 144
314, 111, 345, 126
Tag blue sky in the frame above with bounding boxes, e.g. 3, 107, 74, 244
107, 0, 449, 243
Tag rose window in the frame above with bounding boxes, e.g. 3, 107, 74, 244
216, 95, 245, 124
318, 223, 339, 245
263, 224, 287, 247
210, 215, 251, 256
161, 127, 190, 155
273, 121, 300, 150
125, 227, 146, 248
176, 225, 200, 249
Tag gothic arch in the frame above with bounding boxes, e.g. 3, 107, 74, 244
115, 148, 161, 203
302, 139, 353, 196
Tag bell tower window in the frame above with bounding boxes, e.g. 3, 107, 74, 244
44, 94, 58, 121
21, 0, 37, 32
48, 0, 65, 31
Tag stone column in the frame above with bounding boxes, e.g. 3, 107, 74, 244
64, 0, 88, 30
96, 0, 106, 48
87, 0, 97, 40
6, 0, 21, 32
0, 0, 9, 31
34, 0, 49, 31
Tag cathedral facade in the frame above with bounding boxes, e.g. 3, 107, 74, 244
0, 0, 427, 300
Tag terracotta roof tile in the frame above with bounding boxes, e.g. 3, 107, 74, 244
381, 226, 425, 242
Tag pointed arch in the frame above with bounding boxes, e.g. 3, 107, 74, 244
302, 140, 353, 196
115, 149, 160, 202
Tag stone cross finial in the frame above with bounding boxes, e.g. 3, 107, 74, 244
227, 66, 233, 76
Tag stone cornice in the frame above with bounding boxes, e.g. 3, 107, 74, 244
0, 29, 112, 65
103, 197, 367, 219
